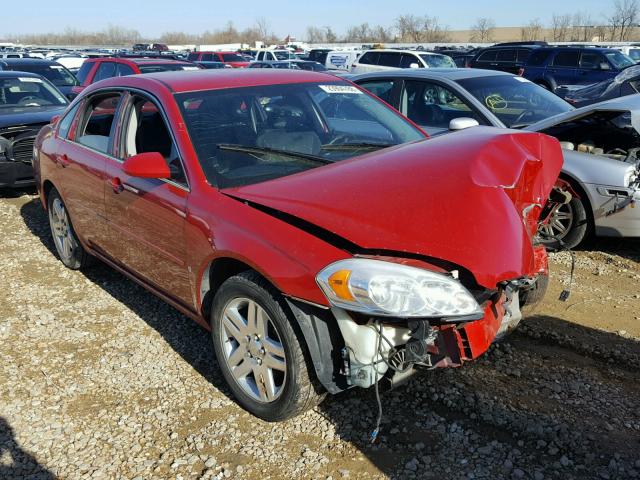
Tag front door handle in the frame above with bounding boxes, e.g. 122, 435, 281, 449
57, 153, 71, 168
110, 177, 124, 194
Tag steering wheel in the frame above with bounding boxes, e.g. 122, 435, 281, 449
18, 96, 40, 106
485, 94, 508, 110
513, 109, 536, 125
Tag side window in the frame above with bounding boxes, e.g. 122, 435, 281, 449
580, 52, 603, 69
527, 50, 550, 66
552, 52, 579, 68
201, 53, 214, 61
75, 93, 122, 153
478, 50, 497, 62
400, 80, 483, 129
117, 64, 135, 76
187, 52, 198, 61
93, 62, 117, 83
257, 51, 264, 61
400, 54, 420, 68
516, 49, 532, 62
496, 49, 516, 62
358, 52, 379, 65
378, 52, 401, 67
75, 62, 94, 84
123, 96, 187, 186
358, 80, 395, 103
57, 103, 81, 139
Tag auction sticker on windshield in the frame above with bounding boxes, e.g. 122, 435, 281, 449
19, 77, 42, 82
319, 85, 362, 94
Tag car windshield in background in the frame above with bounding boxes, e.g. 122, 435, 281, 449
138, 64, 200, 74
14, 64, 78, 86
221, 53, 245, 62
0, 76, 68, 108
274, 51, 294, 60
176, 82, 424, 188
298, 62, 327, 71
420, 54, 456, 68
605, 51, 636, 70
456, 76, 573, 128
628, 49, 640, 61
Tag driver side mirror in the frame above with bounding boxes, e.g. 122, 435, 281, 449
409, 63, 420, 69
599, 62, 611, 70
122, 152, 170, 179
449, 117, 480, 131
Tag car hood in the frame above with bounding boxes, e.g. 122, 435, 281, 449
224, 127, 563, 289
0, 105, 66, 130
524, 93, 640, 133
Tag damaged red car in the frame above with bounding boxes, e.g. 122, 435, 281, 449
33, 69, 563, 421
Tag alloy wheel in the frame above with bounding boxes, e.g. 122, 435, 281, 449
540, 202, 574, 241
49, 197, 76, 262
220, 297, 287, 403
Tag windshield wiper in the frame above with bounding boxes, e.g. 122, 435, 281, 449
320, 142, 396, 151
217, 143, 333, 165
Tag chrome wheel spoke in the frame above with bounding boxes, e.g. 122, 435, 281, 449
232, 358, 252, 380
227, 345, 245, 368
223, 308, 247, 342
264, 352, 286, 372
255, 365, 276, 402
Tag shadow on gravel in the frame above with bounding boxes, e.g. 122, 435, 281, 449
0, 417, 56, 479
588, 237, 640, 264
17, 197, 640, 478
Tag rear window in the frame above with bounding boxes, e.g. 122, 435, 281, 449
552, 51, 579, 68
527, 50, 551, 66
76, 61, 94, 84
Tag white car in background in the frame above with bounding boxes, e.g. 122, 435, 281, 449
325, 50, 362, 71
254, 49, 297, 61
350, 49, 456, 74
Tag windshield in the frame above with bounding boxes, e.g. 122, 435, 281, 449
420, 54, 456, 68
221, 53, 245, 62
176, 82, 424, 188
457, 75, 573, 127
274, 51, 294, 60
605, 50, 635, 69
9, 63, 78, 86
138, 63, 200, 73
0, 76, 68, 108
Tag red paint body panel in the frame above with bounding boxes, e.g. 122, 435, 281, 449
226, 127, 563, 289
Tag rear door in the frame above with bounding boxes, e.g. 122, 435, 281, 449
547, 50, 579, 87
91, 61, 118, 85
352, 51, 380, 73
495, 49, 519, 74
472, 49, 498, 70
56, 92, 124, 245
103, 91, 191, 304
376, 52, 402, 71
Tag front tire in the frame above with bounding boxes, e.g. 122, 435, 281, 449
210, 271, 324, 421
47, 188, 93, 269
540, 196, 590, 250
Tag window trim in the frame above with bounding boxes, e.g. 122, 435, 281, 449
70, 90, 125, 157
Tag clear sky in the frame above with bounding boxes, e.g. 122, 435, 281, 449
3, 0, 614, 39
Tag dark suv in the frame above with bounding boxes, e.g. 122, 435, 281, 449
468, 42, 545, 74
521, 47, 636, 91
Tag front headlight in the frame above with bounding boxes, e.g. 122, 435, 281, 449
316, 258, 482, 318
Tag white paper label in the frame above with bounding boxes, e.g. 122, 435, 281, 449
319, 85, 362, 94
18, 77, 42, 83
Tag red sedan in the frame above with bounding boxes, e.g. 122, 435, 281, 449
186, 51, 250, 68
33, 69, 562, 421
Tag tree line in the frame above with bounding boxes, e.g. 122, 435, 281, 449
2, 0, 639, 46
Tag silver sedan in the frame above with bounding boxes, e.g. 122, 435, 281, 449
351, 69, 640, 248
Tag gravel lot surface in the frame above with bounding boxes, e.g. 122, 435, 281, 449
1, 190, 639, 480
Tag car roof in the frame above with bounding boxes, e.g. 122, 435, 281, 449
0, 70, 42, 78
362, 49, 444, 56
0, 58, 60, 66
199, 51, 237, 54
351, 68, 513, 82
89, 57, 190, 65
105, 69, 341, 93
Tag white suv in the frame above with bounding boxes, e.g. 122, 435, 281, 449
350, 49, 456, 74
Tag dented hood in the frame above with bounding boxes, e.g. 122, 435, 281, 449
525, 93, 640, 133
224, 127, 563, 288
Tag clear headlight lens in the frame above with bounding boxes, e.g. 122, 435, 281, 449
316, 258, 482, 318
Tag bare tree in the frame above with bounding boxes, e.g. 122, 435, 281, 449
551, 14, 571, 41
521, 19, 543, 41
254, 17, 272, 43
395, 14, 424, 42
324, 26, 337, 43
609, 0, 639, 40
305, 26, 324, 43
470, 17, 495, 42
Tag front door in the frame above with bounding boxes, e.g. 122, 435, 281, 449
102, 92, 192, 305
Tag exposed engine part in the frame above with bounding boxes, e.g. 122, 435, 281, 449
561, 139, 640, 165
496, 281, 524, 339
405, 320, 439, 365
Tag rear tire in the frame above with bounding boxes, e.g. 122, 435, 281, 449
540, 196, 590, 250
210, 271, 324, 421
47, 188, 93, 270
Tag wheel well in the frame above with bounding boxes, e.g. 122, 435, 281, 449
199, 258, 254, 320
559, 173, 594, 231
42, 180, 55, 207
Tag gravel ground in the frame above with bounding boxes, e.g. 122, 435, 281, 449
1, 191, 639, 480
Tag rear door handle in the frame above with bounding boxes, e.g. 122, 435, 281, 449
110, 177, 124, 194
